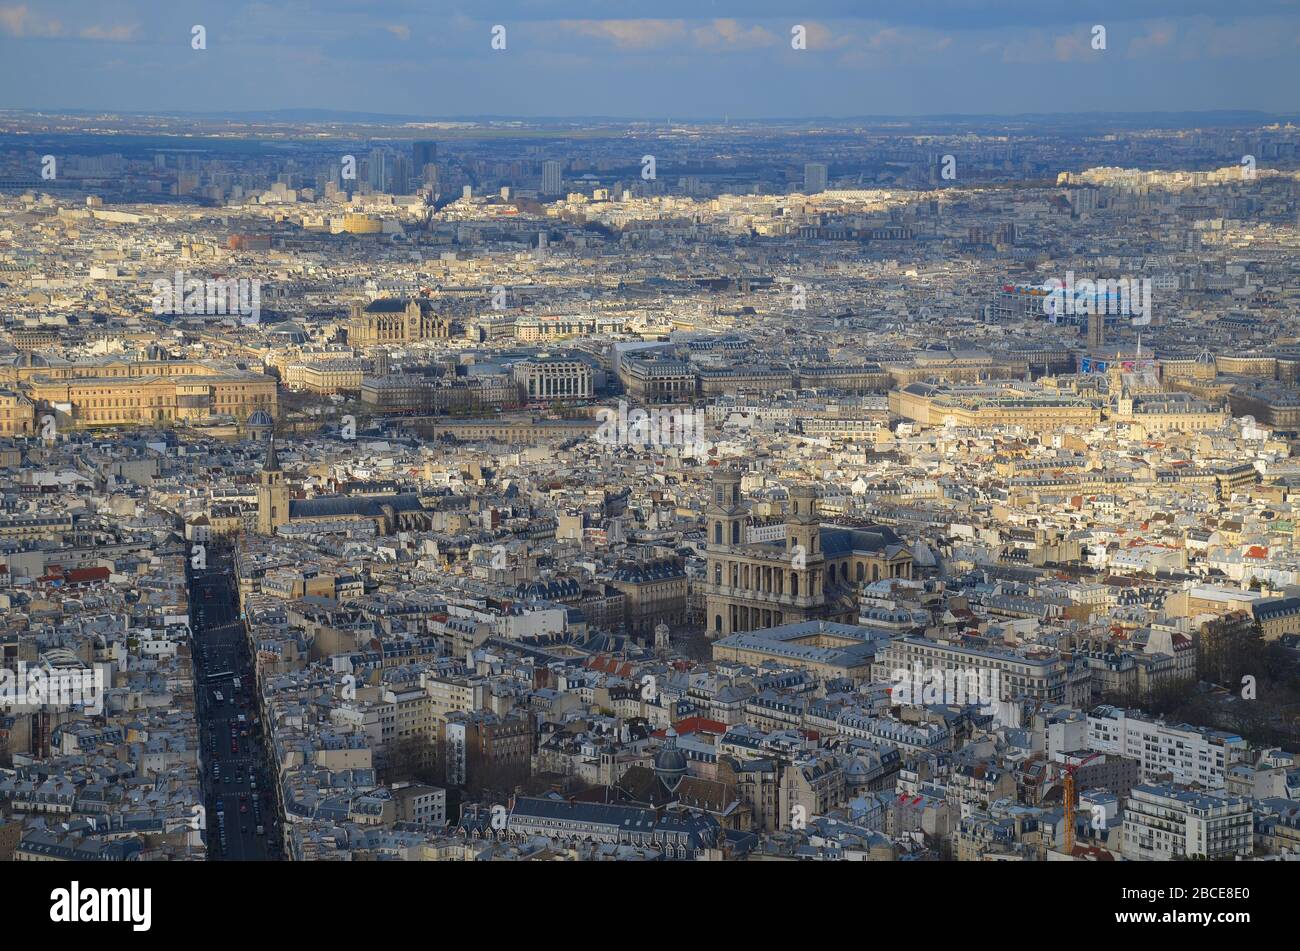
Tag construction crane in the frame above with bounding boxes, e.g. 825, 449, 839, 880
1060, 752, 1102, 855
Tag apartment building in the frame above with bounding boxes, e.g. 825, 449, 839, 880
778, 752, 845, 826
1252, 596, 1300, 640
607, 558, 688, 638
284, 359, 367, 395
425, 671, 487, 720
1086, 705, 1247, 789
392, 783, 447, 828
441, 710, 535, 789
872, 636, 1081, 705
0, 389, 34, 436
1120, 783, 1252, 860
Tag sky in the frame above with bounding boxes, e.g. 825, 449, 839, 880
1, 1, 1298, 119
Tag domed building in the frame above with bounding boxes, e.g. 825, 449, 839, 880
654, 728, 688, 794
246, 408, 274, 442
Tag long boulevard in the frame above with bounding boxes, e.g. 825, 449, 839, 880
189, 546, 279, 861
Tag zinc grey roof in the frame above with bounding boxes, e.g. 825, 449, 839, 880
288, 493, 424, 520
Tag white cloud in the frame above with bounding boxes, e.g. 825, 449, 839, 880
79, 24, 139, 42
559, 18, 687, 51
0, 5, 63, 38
690, 19, 777, 50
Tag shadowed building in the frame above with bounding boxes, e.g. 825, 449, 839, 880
608, 559, 688, 639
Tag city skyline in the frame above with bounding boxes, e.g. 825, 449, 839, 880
0, 0, 1296, 922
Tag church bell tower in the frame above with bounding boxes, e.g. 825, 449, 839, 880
256, 437, 289, 535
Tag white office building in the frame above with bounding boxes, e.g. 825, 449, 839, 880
804, 162, 828, 194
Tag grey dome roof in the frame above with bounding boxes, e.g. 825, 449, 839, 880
654, 727, 688, 783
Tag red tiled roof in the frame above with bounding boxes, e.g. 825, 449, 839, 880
585, 655, 634, 678
40, 566, 110, 585
672, 716, 727, 736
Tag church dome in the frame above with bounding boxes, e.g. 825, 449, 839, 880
247, 409, 274, 441
654, 727, 688, 791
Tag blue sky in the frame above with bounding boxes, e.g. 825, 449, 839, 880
1, 1, 1298, 117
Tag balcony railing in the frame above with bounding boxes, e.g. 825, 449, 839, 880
696, 581, 818, 609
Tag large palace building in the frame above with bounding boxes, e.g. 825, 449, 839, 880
889, 380, 1102, 432
700, 469, 913, 638
2, 353, 277, 431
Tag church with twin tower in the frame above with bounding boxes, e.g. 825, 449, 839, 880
701, 468, 914, 638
